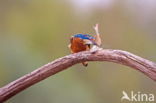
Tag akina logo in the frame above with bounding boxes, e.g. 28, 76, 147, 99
121, 91, 155, 102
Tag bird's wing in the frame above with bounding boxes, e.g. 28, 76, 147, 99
93, 24, 102, 46
122, 91, 127, 96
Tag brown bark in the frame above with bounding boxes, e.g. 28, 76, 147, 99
0, 49, 156, 102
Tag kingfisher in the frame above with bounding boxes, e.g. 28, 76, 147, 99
68, 24, 102, 67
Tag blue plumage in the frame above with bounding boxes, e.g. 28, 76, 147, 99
74, 34, 95, 40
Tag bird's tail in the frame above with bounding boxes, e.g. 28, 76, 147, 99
82, 62, 88, 67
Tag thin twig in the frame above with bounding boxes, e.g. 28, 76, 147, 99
0, 49, 156, 102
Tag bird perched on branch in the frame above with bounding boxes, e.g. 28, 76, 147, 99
68, 24, 102, 67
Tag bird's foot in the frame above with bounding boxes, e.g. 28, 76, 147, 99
90, 45, 102, 54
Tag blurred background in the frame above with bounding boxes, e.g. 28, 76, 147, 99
0, 0, 156, 103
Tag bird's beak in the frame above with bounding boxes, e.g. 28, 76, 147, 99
83, 39, 97, 45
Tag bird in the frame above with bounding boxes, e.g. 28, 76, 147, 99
68, 34, 96, 66
68, 24, 101, 67
121, 91, 130, 101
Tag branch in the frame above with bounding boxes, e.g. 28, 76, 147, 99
0, 49, 156, 102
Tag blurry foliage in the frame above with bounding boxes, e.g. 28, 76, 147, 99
0, 0, 156, 103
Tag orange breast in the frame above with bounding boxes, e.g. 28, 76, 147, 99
70, 38, 87, 53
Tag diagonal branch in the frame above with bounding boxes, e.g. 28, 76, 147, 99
0, 49, 156, 102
